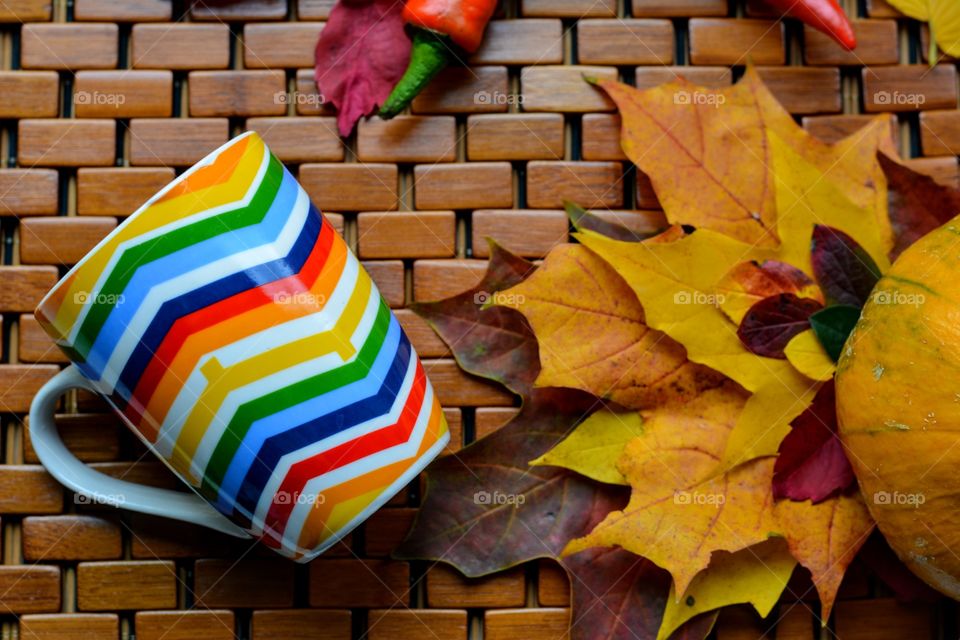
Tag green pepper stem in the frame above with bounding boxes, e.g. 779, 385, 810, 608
379, 29, 451, 119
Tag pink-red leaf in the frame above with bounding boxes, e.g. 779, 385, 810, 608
810, 225, 882, 308
738, 293, 823, 359
314, 0, 412, 136
773, 380, 856, 503
563, 548, 717, 640
880, 153, 960, 260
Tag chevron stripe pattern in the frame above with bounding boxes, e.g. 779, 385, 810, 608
34, 132, 449, 561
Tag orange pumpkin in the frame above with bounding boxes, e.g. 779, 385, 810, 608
837, 218, 960, 598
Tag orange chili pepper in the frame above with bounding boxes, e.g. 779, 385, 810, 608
380, 0, 498, 119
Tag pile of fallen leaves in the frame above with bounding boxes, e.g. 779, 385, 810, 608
397, 68, 960, 639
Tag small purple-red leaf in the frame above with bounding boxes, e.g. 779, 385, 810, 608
773, 380, 856, 503
314, 0, 412, 136
810, 225, 882, 307
880, 153, 960, 260
738, 293, 823, 359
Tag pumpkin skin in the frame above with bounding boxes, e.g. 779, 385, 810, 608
837, 218, 960, 598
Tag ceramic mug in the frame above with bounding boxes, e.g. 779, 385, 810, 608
29, 132, 449, 561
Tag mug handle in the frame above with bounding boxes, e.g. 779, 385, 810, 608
29, 365, 251, 539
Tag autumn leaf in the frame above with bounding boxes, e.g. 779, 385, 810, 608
596, 67, 895, 251
810, 225, 882, 308
886, 0, 960, 57
565, 200, 660, 242
576, 229, 819, 469
531, 410, 641, 486
716, 260, 821, 325
563, 380, 782, 596
574, 229, 775, 391
880, 153, 960, 259
595, 69, 789, 246
616, 380, 746, 501
395, 387, 625, 576
784, 330, 835, 382
657, 538, 796, 640
809, 305, 861, 362
497, 243, 723, 410
737, 294, 823, 359
719, 379, 820, 471
564, 548, 717, 640
773, 381, 855, 503
567, 454, 779, 598
774, 494, 874, 621
771, 131, 892, 278
800, 115, 898, 249
315, 0, 412, 136
412, 239, 538, 396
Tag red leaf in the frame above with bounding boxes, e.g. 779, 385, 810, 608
729, 260, 818, 299
737, 293, 823, 359
773, 380, 856, 503
880, 153, 960, 260
810, 225, 881, 308
314, 0, 412, 136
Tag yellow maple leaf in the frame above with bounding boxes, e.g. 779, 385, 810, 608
496, 243, 723, 409
575, 229, 778, 392
566, 456, 778, 599
563, 381, 782, 596
596, 67, 896, 254
656, 538, 796, 640
808, 115, 898, 252
530, 410, 641, 485
597, 69, 790, 246
772, 130, 892, 277
577, 229, 819, 469
775, 495, 875, 622
719, 379, 820, 471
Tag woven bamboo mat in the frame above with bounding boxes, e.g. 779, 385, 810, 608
0, 0, 956, 638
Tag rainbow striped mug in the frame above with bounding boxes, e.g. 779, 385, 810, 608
29, 132, 449, 561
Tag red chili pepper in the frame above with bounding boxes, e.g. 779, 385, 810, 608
380, 0, 497, 119
403, 0, 496, 52
763, 0, 856, 50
